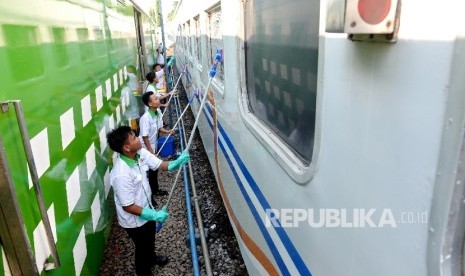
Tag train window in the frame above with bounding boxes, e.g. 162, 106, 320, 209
326, 0, 346, 33
77, 28, 93, 60
244, 0, 319, 162
181, 24, 186, 51
93, 27, 106, 57
52, 27, 69, 68
194, 15, 203, 68
186, 21, 192, 58
3, 24, 44, 82
207, 4, 224, 86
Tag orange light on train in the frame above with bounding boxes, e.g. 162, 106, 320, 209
358, 0, 391, 24
344, 0, 400, 34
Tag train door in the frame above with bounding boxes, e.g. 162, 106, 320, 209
0, 101, 59, 275
133, 9, 147, 82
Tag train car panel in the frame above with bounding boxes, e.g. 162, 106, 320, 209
0, 0, 160, 274
173, 0, 465, 275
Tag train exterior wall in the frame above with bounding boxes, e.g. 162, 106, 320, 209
0, 0, 157, 274
173, 0, 465, 275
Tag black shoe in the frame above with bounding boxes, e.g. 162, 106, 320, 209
153, 255, 168, 266
157, 190, 169, 196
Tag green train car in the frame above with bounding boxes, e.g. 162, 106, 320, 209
0, 0, 158, 274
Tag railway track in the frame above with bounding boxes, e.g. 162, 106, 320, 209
99, 84, 248, 276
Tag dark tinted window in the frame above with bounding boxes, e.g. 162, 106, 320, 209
245, 0, 319, 162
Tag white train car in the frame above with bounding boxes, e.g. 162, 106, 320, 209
172, 0, 465, 275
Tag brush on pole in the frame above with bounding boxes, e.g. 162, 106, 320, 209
157, 49, 223, 233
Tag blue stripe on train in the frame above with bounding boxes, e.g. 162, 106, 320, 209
201, 108, 290, 275
198, 99, 312, 276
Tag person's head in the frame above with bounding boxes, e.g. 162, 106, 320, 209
146, 71, 157, 83
142, 91, 160, 109
153, 64, 162, 72
107, 126, 142, 155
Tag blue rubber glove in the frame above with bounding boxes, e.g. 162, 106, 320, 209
140, 207, 169, 223
168, 150, 190, 172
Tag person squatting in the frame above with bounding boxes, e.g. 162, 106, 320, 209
107, 126, 190, 276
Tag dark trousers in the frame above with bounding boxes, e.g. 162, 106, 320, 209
125, 221, 156, 276
147, 169, 159, 195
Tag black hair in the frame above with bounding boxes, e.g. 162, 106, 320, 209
142, 91, 154, 107
146, 71, 156, 83
107, 126, 133, 154
153, 64, 162, 70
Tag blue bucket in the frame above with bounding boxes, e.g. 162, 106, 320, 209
157, 136, 175, 158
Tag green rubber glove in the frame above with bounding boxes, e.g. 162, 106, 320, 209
140, 207, 169, 223
168, 150, 190, 172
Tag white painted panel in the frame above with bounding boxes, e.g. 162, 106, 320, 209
291, 67, 301, 85
109, 114, 115, 130
270, 60, 277, 75
307, 72, 317, 91
95, 85, 103, 111
113, 73, 118, 92
66, 167, 81, 215
73, 227, 87, 276
283, 91, 291, 108
27, 163, 32, 189
33, 205, 57, 273
99, 126, 107, 154
91, 191, 101, 232
60, 108, 75, 150
86, 144, 96, 180
262, 58, 268, 71
119, 69, 123, 85
121, 97, 126, 114
280, 64, 288, 80
81, 95, 92, 127
125, 90, 130, 106
273, 85, 280, 100
106, 79, 111, 100
2, 248, 12, 276
112, 152, 117, 167
30, 129, 50, 178
116, 105, 121, 124
104, 168, 111, 199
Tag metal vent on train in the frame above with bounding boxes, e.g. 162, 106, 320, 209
344, 0, 401, 42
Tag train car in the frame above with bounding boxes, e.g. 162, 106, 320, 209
0, 0, 160, 274
172, 0, 465, 275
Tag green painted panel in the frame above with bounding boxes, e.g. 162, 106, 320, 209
0, 0, 157, 275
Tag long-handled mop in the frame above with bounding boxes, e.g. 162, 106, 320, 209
157, 49, 223, 233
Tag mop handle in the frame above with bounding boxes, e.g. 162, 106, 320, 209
157, 50, 222, 233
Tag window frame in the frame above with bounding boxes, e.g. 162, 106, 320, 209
206, 2, 225, 96
194, 15, 203, 72
237, 0, 323, 184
